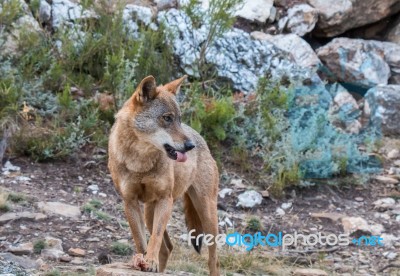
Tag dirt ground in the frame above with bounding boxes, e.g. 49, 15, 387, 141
0, 147, 400, 275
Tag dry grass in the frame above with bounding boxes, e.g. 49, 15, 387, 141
167, 239, 294, 275
0, 188, 10, 212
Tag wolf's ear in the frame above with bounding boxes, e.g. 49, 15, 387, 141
163, 75, 187, 95
134, 75, 157, 104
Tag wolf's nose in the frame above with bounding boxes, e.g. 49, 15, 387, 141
184, 140, 195, 151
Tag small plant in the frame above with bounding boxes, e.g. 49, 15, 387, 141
94, 210, 111, 221
8, 192, 25, 203
45, 269, 61, 276
0, 189, 10, 212
119, 221, 129, 228
82, 203, 96, 214
182, 0, 244, 80
110, 242, 133, 256
246, 217, 263, 233
220, 252, 254, 274
89, 199, 102, 209
0, 0, 23, 28
33, 239, 46, 254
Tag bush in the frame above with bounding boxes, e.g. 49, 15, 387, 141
110, 242, 133, 256
33, 240, 46, 254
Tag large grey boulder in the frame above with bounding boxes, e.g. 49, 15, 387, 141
193, 0, 275, 23
234, 0, 274, 23
51, 0, 97, 30
365, 85, 400, 136
386, 14, 400, 45
251, 32, 321, 68
308, 0, 400, 37
158, 9, 319, 92
0, 0, 42, 57
278, 4, 319, 36
316, 38, 400, 88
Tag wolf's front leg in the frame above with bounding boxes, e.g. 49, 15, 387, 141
144, 196, 173, 272
124, 200, 147, 254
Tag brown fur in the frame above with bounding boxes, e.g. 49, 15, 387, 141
108, 75, 220, 275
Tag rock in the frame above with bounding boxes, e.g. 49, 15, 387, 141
328, 86, 361, 134
159, 9, 319, 92
37, 201, 81, 218
387, 149, 400, 159
383, 251, 398, 260
230, 178, 246, 189
218, 188, 233, 199
8, 242, 33, 255
0, 0, 42, 58
0, 212, 47, 226
38, 0, 51, 23
373, 197, 396, 211
281, 202, 292, 210
275, 207, 285, 217
71, 257, 85, 265
60, 255, 72, 262
123, 4, 155, 33
45, 236, 63, 252
234, 0, 274, 23
236, 190, 263, 208
381, 233, 400, 247
374, 175, 399, 185
51, 0, 97, 30
68, 248, 86, 257
2, 161, 20, 172
16, 176, 31, 182
293, 268, 328, 276
370, 223, 385, 236
311, 212, 346, 222
86, 237, 100, 242
317, 38, 400, 88
387, 15, 400, 45
308, 0, 400, 37
341, 216, 369, 234
251, 32, 321, 68
366, 85, 400, 136
87, 184, 99, 191
41, 249, 65, 260
278, 4, 318, 36
40, 236, 65, 260
96, 262, 172, 275
355, 197, 364, 202
0, 253, 39, 269
154, 0, 177, 10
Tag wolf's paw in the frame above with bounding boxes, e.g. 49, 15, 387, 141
144, 257, 159, 272
130, 254, 148, 271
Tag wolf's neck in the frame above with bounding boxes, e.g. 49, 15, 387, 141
115, 120, 161, 173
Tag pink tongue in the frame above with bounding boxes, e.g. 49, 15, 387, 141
176, 151, 187, 162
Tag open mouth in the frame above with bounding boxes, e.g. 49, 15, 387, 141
164, 144, 187, 162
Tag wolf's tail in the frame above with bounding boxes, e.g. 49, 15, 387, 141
183, 193, 203, 254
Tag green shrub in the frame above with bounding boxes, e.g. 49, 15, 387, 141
181, 82, 235, 145
0, 0, 23, 28
110, 242, 132, 256
33, 239, 46, 254
246, 217, 263, 232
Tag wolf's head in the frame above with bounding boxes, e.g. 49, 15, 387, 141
122, 75, 194, 162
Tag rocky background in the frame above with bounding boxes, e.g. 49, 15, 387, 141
1, 0, 400, 275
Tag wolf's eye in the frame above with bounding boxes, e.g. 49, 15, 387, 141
163, 115, 173, 123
